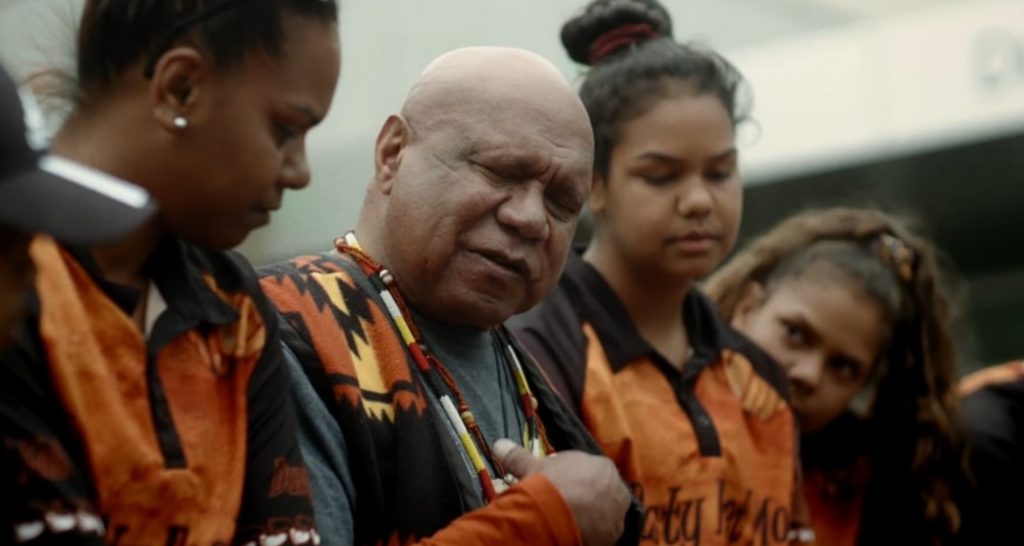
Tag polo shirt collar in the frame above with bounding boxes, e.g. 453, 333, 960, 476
64, 236, 239, 329
561, 251, 731, 377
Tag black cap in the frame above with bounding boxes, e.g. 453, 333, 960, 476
0, 64, 155, 244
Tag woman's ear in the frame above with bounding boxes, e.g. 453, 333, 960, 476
731, 281, 765, 331
148, 47, 206, 132
373, 114, 409, 195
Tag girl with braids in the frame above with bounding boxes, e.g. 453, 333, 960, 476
705, 207, 968, 546
0, 1, 340, 544
511, 0, 807, 544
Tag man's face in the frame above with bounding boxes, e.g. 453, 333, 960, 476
0, 226, 33, 350
380, 99, 593, 328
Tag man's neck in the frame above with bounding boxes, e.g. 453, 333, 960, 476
410, 304, 492, 350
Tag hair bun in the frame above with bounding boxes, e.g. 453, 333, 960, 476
561, 0, 674, 66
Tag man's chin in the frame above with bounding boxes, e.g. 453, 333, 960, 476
449, 298, 523, 329
456, 307, 511, 329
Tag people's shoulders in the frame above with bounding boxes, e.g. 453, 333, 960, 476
722, 327, 789, 399
255, 248, 371, 339
688, 287, 790, 399
959, 360, 1024, 400
960, 361, 1024, 444
509, 268, 586, 355
957, 362, 1024, 544
258, 248, 356, 281
256, 249, 371, 313
178, 242, 284, 361
508, 258, 590, 410
960, 361, 1024, 433
169, 240, 277, 328
180, 240, 259, 291
254, 248, 384, 410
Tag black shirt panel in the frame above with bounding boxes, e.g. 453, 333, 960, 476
958, 377, 1024, 545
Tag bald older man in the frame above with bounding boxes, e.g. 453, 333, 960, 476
259, 48, 637, 546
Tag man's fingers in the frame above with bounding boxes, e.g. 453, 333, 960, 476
493, 439, 537, 479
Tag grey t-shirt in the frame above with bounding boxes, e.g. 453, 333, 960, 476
287, 313, 526, 546
414, 311, 526, 461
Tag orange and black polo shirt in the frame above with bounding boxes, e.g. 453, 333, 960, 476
0, 236, 316, 546
510, 252, 799, 546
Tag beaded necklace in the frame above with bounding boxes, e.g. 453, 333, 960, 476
335, 232, 550, 501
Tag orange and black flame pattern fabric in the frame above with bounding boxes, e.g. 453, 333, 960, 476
0, 236, 316, 546
510, 253, 801, 546
259, 250, 642, 546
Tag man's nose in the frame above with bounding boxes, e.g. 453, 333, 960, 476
496, 181, 550, 241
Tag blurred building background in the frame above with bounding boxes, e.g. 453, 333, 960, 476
1, 0, 1021, 369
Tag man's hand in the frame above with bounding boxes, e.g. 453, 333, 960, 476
494, 439, 630, 546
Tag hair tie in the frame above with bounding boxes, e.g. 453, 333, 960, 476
588, 22, 659, 64
876, 233, 917, 283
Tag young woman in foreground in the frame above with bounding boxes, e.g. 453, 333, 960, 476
1, 1, 340, 543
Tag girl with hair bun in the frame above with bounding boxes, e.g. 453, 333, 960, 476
511, 1, 807, 544
705, 207, 968, 546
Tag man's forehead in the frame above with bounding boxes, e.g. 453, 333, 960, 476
403, 47, 590, 144
460, 117, 591, 163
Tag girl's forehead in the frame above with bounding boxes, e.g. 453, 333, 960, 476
769, 260, 852, 292
767, 266, 876, 313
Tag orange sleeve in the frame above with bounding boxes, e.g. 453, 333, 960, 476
416, 475, 581, 546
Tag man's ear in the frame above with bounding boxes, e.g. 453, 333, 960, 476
148, 47, 206, 132
731, 281, 766, 331
588, 173, 607, 216
373, 114, 410, 195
